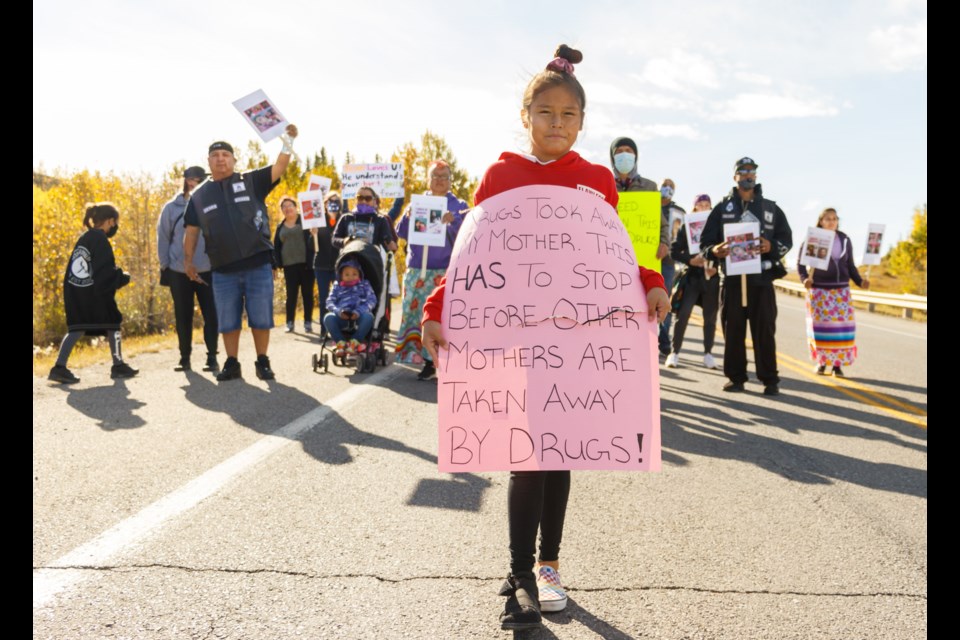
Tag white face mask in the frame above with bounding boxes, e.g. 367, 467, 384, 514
613, 152, 636, 175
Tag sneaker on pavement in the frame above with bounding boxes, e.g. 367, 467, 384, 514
536, 565, 568, 613
498, 573, 542, 631
110, 362, 139, 379
304, 321, 313, 333
417, 361, 437, 381
174, 357, 191, 372
284, 321, 294, 333
255, 356, 275, 381
665, 353, 679, 368
216, 358, 242, 381
48, 365, 80, 384
832, 366, 844, 377
815, 364, 827, 375
703, 353, 718, 370
763, 383, 780, 396
722, 380, 745, 392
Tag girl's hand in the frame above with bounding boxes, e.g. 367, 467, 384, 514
441, 212, 454, 224
647, 287, 670, 323
803, 277, 813, 290
422, 320, 447, 363
861, 278, 870, 290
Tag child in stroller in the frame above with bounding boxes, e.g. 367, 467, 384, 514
314, 239, 393, 373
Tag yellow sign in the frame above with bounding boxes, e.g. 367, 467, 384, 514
617, 191, 662, 273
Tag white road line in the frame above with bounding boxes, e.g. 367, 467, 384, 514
33, 364, 404, 609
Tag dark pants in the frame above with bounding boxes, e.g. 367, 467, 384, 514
672, 274, 720, 354
720, 279, 779, 385
315, 268, 336, 321
658, 258, 675, 354
508, 470, 571, 577
283, 264, 315, 324
168, 269, 218, 360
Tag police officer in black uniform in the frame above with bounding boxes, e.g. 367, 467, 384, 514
698, 156, 792, 396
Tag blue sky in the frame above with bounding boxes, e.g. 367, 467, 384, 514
33, 0, 926, 266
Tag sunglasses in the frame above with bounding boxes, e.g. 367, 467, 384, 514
356, 195, 374, 202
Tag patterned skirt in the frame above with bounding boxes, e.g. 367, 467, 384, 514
395, 267, 446, 364
805, 286, 857, 367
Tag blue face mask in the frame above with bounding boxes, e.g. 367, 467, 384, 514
660, 186, 674, 199
613, 152, 636, 175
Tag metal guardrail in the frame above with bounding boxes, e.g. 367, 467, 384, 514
774, 280, 927, 318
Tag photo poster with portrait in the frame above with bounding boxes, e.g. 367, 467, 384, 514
723, 221, 762, 276
407, 194, 449, 247
308, 174, 332, 195
799, 227, 836, 271
340, 163, 405, 199
684, 211, 711, 254
297, 191, 328, 230
862, 223, 885, 266
232, 89, 289, 142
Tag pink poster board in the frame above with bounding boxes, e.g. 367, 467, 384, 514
437, 185, 661, 472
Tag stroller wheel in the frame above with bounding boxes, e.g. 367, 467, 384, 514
311, 353, 319, 372
354, 353, 365, 374
365, 352, 376, 373
320, 353, 329, 373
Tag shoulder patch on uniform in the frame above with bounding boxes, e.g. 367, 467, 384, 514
232, 182, 246, 193
725, 202, 734, 212
202, 204, 218, 214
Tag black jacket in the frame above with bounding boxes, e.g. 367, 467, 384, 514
63, 228, 130, 334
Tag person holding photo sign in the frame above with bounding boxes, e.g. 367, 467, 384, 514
796, 208, 868, 377
312, 190, 344, 324
666, 194, 721, 370
699, 156, 792, 396
331, 186, 398, 253
395, 160, 468, 380
183, 123, 298, 382
420, 45, 669, 632
273, 196, 316, 333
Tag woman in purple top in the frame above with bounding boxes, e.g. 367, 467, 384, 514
796, 208, 870, 377
394, 160, 468, 380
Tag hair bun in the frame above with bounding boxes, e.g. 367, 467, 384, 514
555, 44, 583, 64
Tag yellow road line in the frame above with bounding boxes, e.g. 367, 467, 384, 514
775, 353, 927, 430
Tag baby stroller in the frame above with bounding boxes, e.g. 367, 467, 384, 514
312, 239, 393, 374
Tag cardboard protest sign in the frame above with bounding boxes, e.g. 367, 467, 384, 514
341, 163, 405, 199
862, 223, 885, 266
232, 89, 288, 142
617, 191, 662, 273
297, 191, 327, 230
799, 227, 836, 270
683, 211, 710, 254
723, 221, 762, 275
408, 194, 449, 248
438, 185, 661, 473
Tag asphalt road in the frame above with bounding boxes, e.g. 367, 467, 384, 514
33, 292, 927, 639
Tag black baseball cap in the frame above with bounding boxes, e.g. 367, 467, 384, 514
184, 166, 208, 180
735, 156, 758, 171
209, 141, 235, 155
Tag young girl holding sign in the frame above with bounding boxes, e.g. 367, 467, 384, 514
421, 45, 670, 631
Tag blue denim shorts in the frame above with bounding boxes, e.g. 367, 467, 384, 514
211, 263, 274, 333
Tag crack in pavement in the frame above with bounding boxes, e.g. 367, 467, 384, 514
32, 564, 926, 599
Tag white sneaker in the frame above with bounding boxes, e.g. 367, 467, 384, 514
703, 353, 718, 369
665, 353, 679, 368
284, 322, 294, 333
536, 565, 567, 613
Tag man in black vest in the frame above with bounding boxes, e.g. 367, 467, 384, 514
183, 124, 298, 381
698, 156, 792, 396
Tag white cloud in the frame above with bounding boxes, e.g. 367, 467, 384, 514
640, 53, 720, 92
868, 21, 927, 71
711, 92, 840, 122
733, 72, 773, 86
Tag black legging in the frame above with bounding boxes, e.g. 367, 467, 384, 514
168, 269, 218, 359
283, 264, 315, 324
508, 470, 571, 578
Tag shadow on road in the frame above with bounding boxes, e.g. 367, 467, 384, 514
660, 380, 927, 499
62, 379, 146, 430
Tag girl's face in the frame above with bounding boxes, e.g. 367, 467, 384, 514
522, 84, 583, 163
341, 266, 360, 283
693, 200, 711, 212
820, 213, 839, 231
